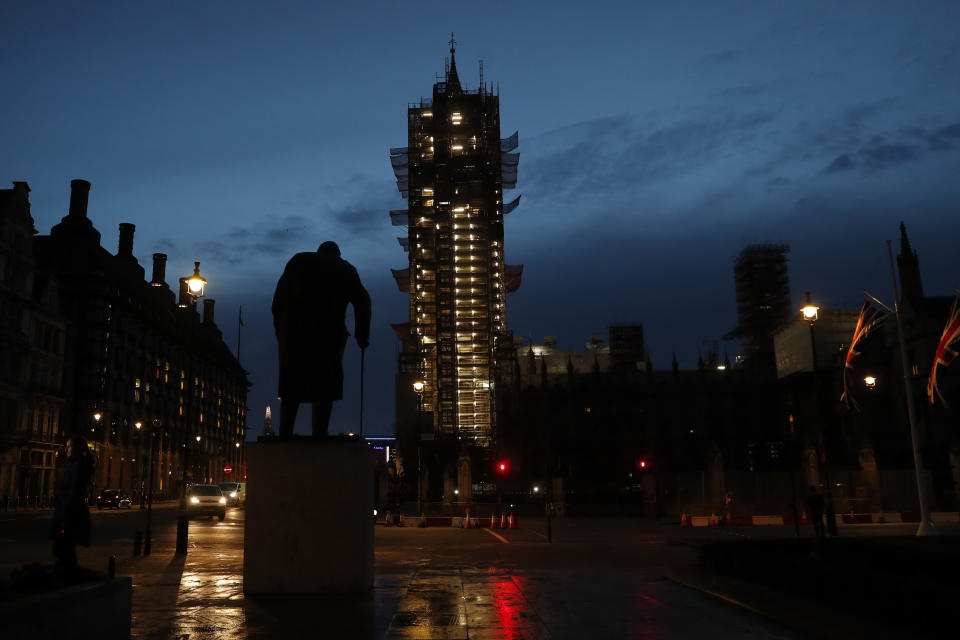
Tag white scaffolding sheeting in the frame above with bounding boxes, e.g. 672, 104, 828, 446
501, 152, 519, 167
398, 237, 409, 252
501, 164, 518, 189
503, 194, 521, 214
390, 155, 408, 168
396, 179, 408, 194
393, 167, 409, 178
501, 131, 519, 153
390, 210, 408, 226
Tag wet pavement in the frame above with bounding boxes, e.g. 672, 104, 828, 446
122, 510, 805, 639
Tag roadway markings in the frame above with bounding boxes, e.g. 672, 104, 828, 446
482, 527, 509, 543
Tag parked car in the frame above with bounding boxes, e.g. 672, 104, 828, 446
218, 482, 246, 507
186, 484, 227, 520
97, 489, 122, 510
118, 493, 133, 509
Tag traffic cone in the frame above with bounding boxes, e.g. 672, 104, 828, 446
681, 512, 691, 527
464, 508, 472, 528
710, 512, 718, 527
801, 510, 810, 525
491, 512, 498, 528
500, 512, 507, 528
397, 512, 405, 527
508, 511, 517, 529
419, 510, 428, 527
385, 509, 392, 526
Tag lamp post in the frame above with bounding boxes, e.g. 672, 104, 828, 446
144, 418, 159, 555
801, 293, 837, 536
134, 421, 144, 509
413, 380, 424, 517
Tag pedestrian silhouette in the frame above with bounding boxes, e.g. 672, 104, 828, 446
807, 485, 825, 538
272, 241, 371, 437
51, 435, 93, 578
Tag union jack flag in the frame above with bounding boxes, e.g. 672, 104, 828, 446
841, 300, 887, 410
927, 296, 960, 406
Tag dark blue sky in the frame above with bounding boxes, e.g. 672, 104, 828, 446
3, 1, 959, 437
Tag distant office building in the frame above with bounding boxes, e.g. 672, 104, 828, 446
389, 37, 522, 450
729, 244, 791, 375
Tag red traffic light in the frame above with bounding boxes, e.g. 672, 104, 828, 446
497, 461, 507, 473
638, 459, 647, 470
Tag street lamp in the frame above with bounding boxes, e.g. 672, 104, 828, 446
413, 380, 425, 517
186, 262, 206, 299
864, 375, 877, 389
801, 292, 836, 535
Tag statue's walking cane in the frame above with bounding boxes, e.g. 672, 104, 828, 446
359, 347, 365, 436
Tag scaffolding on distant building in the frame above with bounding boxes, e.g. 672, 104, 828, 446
389, 38, 522, 448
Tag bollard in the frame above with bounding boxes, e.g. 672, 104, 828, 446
133, 531, 142, 556
108, 555, 117, 579
175, 516, 189, 555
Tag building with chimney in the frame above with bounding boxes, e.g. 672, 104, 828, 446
0, 182, 67, 504
5, 179, 250, 501
388, 37, 522, 501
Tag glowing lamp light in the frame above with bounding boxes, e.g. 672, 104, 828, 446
864, 375, 877, 388
801, 292, 819, 323
186, 261, 207, 298
413, 381, 425, 393
93, 412, 102, 422
195, 435, 201, 442
135, 421, 142, 430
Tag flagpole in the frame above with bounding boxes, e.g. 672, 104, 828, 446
886, 240, 935, 536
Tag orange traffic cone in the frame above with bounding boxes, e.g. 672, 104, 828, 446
464, 508, 472, 528
801, 510, 810, 525
385, 509, 392, 527
710, 512, 718, 527
681, 512, 691, 527
508, 512, 517, 529
491, 513, 498, 528
419, 510, 428, 527
397, 512, 405, 527
500, 512, 507, 528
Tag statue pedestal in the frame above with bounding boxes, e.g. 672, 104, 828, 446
243, 437, 374, 594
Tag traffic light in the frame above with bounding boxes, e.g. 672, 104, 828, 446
637, 459, 648, 470
497, 461, 508, 474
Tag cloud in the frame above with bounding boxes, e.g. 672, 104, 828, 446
697, 49, 743, 70
823, 154, 854, 174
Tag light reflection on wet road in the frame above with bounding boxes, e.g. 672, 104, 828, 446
126, 510, 804, 639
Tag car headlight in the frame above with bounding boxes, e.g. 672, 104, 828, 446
230, 492, 237, 498
190, 497, 199, 504
219, 497, 226, 504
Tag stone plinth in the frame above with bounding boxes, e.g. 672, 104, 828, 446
243, 437, 374, 594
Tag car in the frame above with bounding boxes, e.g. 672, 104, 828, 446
186, 484, 227, 520
96, 489, 122, 510
118, 493, 133, 509
218, 482, 246, 507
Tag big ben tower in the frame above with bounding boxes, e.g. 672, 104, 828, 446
389, 36, 522, 481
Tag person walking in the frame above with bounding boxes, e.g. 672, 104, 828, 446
272, 241, 371, 437
51, 435, 94, 579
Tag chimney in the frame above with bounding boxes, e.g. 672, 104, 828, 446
178, 277, 191, 307
68, 179, 91, 219
203, 299, 216, 325
118, 223, 135, 257
151, 253, 167, 285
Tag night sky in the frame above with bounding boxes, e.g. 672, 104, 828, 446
3, 1, 958, 438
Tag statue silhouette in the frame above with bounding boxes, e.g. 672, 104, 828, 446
272, 241, 371, 437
